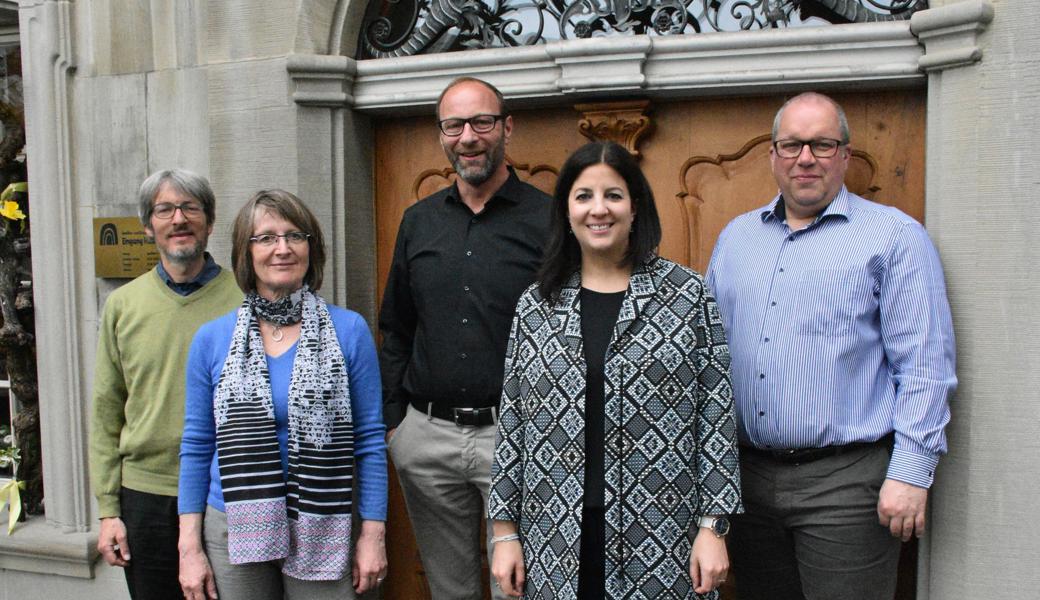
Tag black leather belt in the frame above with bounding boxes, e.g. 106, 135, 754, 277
740, 434, 893, 465
410, 399, 497, 426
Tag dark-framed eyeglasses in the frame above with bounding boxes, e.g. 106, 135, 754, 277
438, 114, 504, 136
152, 201, 205, 220
773, 138, 845, 159
249, 231, 311, 246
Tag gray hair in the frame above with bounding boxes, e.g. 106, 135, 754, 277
771, 92, 850, 145
138, 169, 217, 226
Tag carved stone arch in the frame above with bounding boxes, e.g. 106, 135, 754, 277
290, 0, 340, 54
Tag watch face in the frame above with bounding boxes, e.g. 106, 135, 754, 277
712, 517, 731, 537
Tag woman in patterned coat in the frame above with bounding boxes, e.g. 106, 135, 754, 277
488, 142, 743, 600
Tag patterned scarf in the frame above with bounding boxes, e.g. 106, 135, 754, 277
213, 287, 355, 580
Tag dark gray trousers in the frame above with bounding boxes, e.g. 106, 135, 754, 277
729, 443, 901, 600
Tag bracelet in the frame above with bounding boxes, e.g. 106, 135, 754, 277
491, 533, 520, 544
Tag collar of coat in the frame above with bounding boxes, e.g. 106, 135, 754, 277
552, 256, 665, 360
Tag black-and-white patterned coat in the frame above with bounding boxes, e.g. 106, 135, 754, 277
489, 257, 743, 600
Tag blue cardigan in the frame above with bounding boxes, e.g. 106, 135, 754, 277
178, 305, 387, 521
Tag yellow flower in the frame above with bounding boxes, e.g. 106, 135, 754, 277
0, 200, 24, 221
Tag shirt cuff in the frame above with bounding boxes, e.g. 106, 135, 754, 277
886, 448, 939, 488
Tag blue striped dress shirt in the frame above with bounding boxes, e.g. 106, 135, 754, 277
706, 187, 956, 488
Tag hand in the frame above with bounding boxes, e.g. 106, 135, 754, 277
97, 516, 130, 567
877, 478, 929, 541
178, 544, 218, 600
690, 527, 729, 594
353, 520, 388, 594
491, 539, 525, 598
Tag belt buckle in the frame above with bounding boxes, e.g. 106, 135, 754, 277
453, 407, 478, 426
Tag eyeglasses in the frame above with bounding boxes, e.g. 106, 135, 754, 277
249, 232, 311, 246
773, 138, 845, 159
152, 202, 205, 220
438, 114, 504, 136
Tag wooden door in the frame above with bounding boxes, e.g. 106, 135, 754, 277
374, 90, 926, 600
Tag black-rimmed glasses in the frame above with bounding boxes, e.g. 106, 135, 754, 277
773, 138, 845, 159
438, 114, 504, 136
152, 202, 205, 220
249, 232, 311, 246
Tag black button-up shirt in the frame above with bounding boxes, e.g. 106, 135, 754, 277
379, 169, 552, 428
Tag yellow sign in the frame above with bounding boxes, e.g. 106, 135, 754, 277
93, 217, 160, 278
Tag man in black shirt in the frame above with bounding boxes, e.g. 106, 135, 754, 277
379, 77, 551, 599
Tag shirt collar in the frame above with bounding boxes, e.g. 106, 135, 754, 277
761, 185, 852, 225
156, 252, 220, 295
445, 166, 523, 207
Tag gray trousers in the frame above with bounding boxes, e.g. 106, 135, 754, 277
729, 443, 902, 600
203, 506, 356, 600
389, 404, 506, 600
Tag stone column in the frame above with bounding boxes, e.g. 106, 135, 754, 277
18, 0, 95, 535
912, 1, 1040, 597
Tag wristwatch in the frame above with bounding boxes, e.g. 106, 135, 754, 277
697, 515, 731, 538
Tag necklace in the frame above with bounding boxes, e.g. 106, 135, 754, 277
270, 323, 284, 342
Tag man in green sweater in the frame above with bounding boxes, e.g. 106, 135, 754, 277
89, 169, 242, 600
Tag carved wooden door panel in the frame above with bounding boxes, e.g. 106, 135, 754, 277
373, 89, 925, 600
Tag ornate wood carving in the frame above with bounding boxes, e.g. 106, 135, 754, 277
410, 156, 559, 202
575, 101, 652, 158
675, 134, 881, 271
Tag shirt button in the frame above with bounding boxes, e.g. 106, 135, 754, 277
460, 352, 468, 359
463, 285, 470, 292
471, 217, 478, 224
779, 268, 785, 273
462, 318, 469, 324
771, 301, 777, 306
461, 387, 467, 393
788, 235, 795, 241
758, 411, 765, 417
466, 250, 473, 256
759, 373, 765, 379
763, 337, 770, 342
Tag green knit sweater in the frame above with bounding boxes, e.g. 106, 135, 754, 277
89, 268, 242, 518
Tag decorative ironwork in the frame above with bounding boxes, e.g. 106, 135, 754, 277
358, 0, 927, 58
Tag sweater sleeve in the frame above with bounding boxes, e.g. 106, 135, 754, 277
338, 310, 388, 521
178, 324, 219, 514
89, 295, 129, 518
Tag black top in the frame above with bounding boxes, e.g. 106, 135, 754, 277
579, 287, 625, 509
379, 169, 552, 429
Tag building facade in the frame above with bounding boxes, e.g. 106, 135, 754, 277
2, 0, 1038, 597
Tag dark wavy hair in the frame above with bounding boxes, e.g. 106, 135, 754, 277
537, 141, 661, 302
230, 189, 327, 293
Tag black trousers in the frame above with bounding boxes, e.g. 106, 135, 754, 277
577, 506, 606, 599
119, 487, 183, 600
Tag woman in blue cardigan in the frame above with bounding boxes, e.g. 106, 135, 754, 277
178, 189, 387, 600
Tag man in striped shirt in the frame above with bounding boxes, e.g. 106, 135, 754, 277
706, 92, 956, 600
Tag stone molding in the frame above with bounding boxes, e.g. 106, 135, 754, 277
911, 1, 994, 72
294, 20, 928, 113
287, 53, 356, 107
291, 1, 995, 114
3, 0, 99, 579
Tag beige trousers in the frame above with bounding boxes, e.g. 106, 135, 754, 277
389, 403, 507, 600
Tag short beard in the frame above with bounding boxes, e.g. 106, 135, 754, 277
453, 138, 506, 187
160, 240, 206, 266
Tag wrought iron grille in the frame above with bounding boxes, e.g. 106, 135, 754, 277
357, 0, 926, 59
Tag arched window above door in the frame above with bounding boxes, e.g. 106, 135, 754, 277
357, 0, 928, 59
